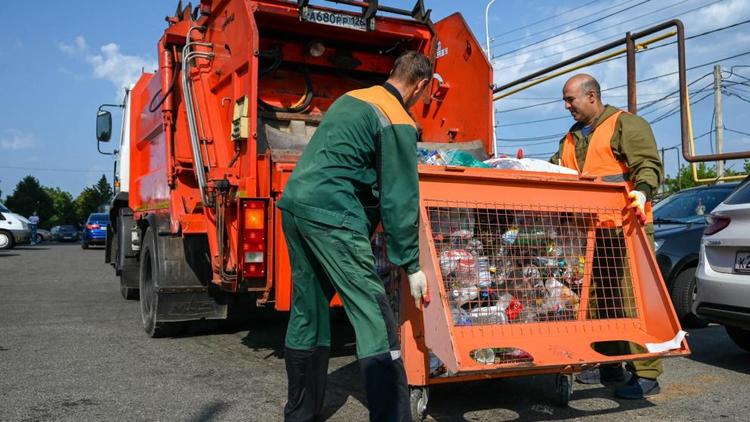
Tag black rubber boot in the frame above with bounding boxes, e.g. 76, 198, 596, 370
359, 352, 410, 422
284, 346, 330, 422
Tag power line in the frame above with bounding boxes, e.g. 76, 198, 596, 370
725, 127, 750, 137
491, 0, 642, 50
496, 50, 750, 114
492, 0, 652, 60
496, 0, 724, 70
490, 0, 601, 41
649, 91, 714, 124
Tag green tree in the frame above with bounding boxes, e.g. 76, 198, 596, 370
75, 175, 113, 223
44, 187, 77, 227
663, 162, 747, 194
5, 176, 54, 227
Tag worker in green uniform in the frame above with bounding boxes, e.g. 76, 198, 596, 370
277, 51, 432, 422
551, 74, 664, 400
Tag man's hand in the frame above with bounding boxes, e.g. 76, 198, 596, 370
408, 270, 429, 308
628, 190, 647, 224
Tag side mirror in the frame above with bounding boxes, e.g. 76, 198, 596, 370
96, 110, 112, 142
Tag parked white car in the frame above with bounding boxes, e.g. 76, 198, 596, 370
694, 176, 750, 352
0, 202, 31, 249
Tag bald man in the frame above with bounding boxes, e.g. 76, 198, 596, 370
551, 74, 664, 400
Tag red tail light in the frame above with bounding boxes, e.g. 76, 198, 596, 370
704, 214, 730, 235
240, 200, 267, 278
87, 223, 100, 230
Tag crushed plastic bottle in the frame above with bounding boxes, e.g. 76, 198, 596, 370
451, 306, 472, 326
474, 348, 496, 365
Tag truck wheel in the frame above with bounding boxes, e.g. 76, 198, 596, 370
725, 326, 750, 352
0, 230, 14, 250
139, 227, 182, 337
117, 209, 139, 301
120, 268, 139, 300
671, 267, 708, 328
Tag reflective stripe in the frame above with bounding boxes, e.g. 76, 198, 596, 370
365, 102, 391, 128
601, 173, 629, 182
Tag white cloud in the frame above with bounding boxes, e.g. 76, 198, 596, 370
57, 35, 87, 55
58, 36, 156, 98
0, 130, 36, 150
684, 0, 750, 33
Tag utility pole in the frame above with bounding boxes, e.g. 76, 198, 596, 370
485, 0, 497, 157
714, 64, 724, 181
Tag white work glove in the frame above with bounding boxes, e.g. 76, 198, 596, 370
628, 190, 647, 225
408, 270, 429, 309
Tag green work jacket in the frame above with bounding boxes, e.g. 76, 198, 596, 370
550, 105, 663, 198
277, 85, 420, 274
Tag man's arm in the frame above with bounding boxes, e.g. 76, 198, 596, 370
549, 136, 566, 165
617, 114, 663, 199
379, 125, 420, 275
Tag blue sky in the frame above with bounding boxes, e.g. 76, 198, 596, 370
1, 0, 749, 198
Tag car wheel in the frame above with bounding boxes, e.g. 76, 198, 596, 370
34, 234, 43, 244
81, 241, 89, 249
0, 230, 14, 250
671, 267, 709, 328
725, 326, 750, 352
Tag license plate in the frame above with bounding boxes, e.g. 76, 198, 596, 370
735, 252, 750, 273
301, 8, 370, 31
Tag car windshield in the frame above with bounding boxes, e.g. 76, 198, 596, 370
0, 202, 9, 213
61, 225, 77, 231
653, 187, 735, 223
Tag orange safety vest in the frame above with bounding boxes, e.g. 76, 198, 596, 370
560, 110, 653, 224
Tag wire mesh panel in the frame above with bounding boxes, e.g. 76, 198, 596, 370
426, 200, 637, 327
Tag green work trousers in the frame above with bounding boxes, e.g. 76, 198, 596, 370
592, 225, 662, 380
281, 210, 409, 422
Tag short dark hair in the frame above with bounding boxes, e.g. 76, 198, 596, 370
390, 51, 433, 85
581, 77, 601, 100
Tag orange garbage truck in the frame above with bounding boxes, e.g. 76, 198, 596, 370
95, 0, 492, 336
96, 0, 689, 414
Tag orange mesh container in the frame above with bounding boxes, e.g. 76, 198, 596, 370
398, 165, 690, 409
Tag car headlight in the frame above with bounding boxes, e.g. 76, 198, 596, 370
654, 239, 665, 251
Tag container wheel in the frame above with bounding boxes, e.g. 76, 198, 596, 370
555, 374, 572, 407
410, 387, 428, 421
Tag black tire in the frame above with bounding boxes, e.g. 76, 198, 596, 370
409, 387, 428, 421
0, 230, 14, 250
120, 272, 139, 300
34, 234, 43, 244
555, 374, 572, 407
671, 267, 709, 328
116, 209, 139, 301
139, 227, 182, 337
725, 326, 750, 352
81, 241, 89, 249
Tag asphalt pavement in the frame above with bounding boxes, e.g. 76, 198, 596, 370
1, 243, 749, 421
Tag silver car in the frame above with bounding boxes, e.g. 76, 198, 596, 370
694, 176, 750, 352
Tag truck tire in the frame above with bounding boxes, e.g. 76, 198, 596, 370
139, 227, 182, 337
117, 208, 139, 301
120, 267, 139, 300
670, 267, 708, 328
0, 230, 14, 250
